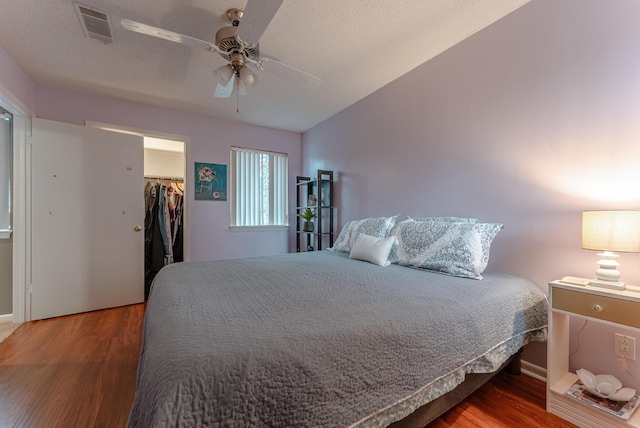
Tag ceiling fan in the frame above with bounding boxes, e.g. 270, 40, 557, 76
121, 0, 321, 104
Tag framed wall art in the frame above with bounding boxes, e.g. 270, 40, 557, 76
194, 162, 227, 201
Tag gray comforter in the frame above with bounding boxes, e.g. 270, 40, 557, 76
128, 250, 547, 427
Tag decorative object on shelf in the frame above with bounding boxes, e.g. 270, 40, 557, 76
307, 194, 317, 206
565, 376, 640, 420
194, 162, 227, 201
576, 368, 636, 402
298, 208, 316, 232
582, 210, 640, 290
320, 181, 331, 206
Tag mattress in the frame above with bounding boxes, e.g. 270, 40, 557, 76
128, 250, 547, 427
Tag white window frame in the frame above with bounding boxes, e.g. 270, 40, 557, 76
230, 146, 288, 230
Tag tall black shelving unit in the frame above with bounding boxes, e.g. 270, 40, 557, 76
296, 170, 334, 251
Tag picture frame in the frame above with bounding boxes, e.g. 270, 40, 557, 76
194, 162, 227, 201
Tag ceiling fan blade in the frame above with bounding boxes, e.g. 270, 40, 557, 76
214, 74, 236, 98
121, 19, 217, 52
236, 0, 283, 46
258, 58, 321, 88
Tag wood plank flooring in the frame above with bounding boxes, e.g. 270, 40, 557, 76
0, 304, 144, 428
0, 304, 576, 427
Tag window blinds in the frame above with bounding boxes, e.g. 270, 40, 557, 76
231, 147, 288, 227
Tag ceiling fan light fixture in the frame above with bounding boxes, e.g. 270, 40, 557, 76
213, 65, 234, 85
239, 66, 256, 87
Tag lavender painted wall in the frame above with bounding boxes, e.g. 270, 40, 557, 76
0, 44, 36, 112
303, 0, 640, 372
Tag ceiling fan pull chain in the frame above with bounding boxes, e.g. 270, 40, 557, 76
236, 77, 240, 113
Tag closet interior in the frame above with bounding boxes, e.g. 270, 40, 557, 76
143, 138, 185, 299
144, 177, 184, 299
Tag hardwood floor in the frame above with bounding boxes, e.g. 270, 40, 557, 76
429, 371, 576, 427
0, 304, 575, 428
0, 304, 144, 428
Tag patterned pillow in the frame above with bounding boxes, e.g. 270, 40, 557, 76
389, 219, 503, 279
408, 216, 478, 224
330, 215, 398, 253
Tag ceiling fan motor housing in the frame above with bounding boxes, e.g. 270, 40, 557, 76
215, 25, 259, 64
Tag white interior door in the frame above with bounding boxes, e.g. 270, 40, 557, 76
30, 118, 144, 320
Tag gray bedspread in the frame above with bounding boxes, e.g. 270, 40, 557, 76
128, 250, 547, 427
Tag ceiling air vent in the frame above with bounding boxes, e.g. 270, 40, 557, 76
73, 2, 115, 44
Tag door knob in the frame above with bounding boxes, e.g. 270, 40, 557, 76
134, 226, 142, 232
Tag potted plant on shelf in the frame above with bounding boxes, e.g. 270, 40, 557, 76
298, 208, 317, 232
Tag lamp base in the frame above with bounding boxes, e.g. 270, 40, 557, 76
588, 279, 626, 290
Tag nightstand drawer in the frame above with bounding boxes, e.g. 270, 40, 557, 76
552, 287, 640, 328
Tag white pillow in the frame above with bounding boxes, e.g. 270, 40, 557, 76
349, 234, 396, 267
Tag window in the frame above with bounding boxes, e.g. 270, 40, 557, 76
0, 107, 11, 238
230, 146, 288, 228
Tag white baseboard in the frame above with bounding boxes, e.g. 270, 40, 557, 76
0, 313, 14, 323
521, 360, 547, 382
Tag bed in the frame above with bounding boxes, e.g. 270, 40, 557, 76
128, 245, 547, 427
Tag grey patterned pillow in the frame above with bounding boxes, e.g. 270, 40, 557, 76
390, 219, 503, 279
330, 215, 398, 253
408, 216, 478, 224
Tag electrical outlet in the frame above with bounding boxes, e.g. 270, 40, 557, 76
615, 333, 636, 361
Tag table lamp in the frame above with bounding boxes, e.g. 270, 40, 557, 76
582, 210, 640, 290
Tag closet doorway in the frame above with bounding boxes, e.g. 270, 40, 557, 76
143, 137, 185, 299
86, 122, 189, 301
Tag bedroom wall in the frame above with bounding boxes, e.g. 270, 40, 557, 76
302, 0, 640, 373
0, 45, 36, 113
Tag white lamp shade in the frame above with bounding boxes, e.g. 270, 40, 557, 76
582, 210, 640, 253
238, 66, 256, 86
213, 65, 234, 85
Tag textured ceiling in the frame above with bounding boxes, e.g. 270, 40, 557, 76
0, 0, 528, 132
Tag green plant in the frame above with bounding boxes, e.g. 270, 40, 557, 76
297, 208, 317, 222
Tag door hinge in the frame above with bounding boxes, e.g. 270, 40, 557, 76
26, 284, 33, 294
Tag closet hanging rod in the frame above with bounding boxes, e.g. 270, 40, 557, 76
144, 175, 184, 182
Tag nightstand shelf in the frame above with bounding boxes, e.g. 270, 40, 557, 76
547, 279, 640, 427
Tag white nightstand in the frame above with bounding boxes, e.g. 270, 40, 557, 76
547, 279, 640, 427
